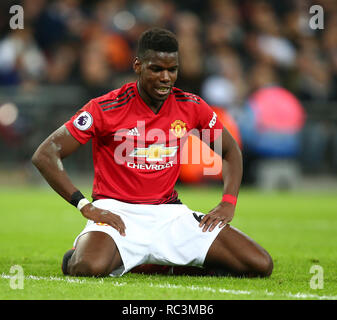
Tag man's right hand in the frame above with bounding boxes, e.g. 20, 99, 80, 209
80, 203, 126, 236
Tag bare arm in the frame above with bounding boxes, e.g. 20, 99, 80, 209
32, 125, 82, 201
199, 128, 243, 232
32, 125, 126, 236
211, 128, 243, 198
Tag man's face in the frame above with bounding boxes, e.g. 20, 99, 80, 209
134, 50, 179, 104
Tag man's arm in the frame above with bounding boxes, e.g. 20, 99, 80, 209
32, 125, 82, 201
199, 127, 243, 232
31, 125, 126, 236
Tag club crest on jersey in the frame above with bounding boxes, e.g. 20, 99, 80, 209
170, 120, 187, 138
73, 111, 93, 131
129, 144, 178, 162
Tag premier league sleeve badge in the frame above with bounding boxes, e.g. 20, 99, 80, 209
73, 111, 93, 131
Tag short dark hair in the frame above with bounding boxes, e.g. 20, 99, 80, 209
137, 27, 178, 59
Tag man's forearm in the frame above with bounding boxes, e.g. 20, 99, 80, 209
211, 129, 243, 198
32, 146, 79, 202
221, 142, 243, 197
31, 126, 82, 203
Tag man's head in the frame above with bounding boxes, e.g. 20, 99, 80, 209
134, 28, 179, 108
136, 27, 178, 60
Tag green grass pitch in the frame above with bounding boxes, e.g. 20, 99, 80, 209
0, 185, 336, 300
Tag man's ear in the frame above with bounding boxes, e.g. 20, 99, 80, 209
133, 57, 141, 75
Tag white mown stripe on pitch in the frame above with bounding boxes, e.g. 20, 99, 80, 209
1, 273, 336, 300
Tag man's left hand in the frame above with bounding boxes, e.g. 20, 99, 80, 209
199, 202, 235, 232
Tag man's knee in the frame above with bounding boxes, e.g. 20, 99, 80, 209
68, 256, 112, 277
66, 231, 122, 277
253, 251, 273, 278
213, 253, 273, 278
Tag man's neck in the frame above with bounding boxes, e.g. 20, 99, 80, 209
137, 82, 164, 114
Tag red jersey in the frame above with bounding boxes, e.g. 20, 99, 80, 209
65, 82, 223, 204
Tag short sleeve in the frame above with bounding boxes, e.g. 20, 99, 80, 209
196, 99, 224, 143
64, 99, 102, 144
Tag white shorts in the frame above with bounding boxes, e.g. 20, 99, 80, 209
73, 199, 225, 276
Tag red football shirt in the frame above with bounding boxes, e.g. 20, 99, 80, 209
65, 82, 223, 204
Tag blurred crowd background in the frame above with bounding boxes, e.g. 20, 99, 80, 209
0, 0, 337, 189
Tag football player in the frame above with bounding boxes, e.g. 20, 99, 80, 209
32, 28, 273, 278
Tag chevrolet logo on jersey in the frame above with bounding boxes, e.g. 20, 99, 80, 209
129, 144, 178, 162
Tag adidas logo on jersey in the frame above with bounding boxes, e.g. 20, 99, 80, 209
127, 127, 140, 136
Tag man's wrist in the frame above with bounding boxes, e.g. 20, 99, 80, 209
77, 198, 90, 211
70, 190, 90, 210
221, 194, 237, 206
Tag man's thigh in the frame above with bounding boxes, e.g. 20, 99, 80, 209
69, 231, 123, 276
204, 225, 273, 277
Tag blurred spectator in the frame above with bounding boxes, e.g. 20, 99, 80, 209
205, 0, 244, 49
283, 0, 317, 41
46, 41, 78, 84
245, 1, 296, 69
173, 11, 203, 93
0, 27, 46, 86
79, 36, 113, 97
201, 46, 247, 114
295, 36, 332, 100
132, 0, 172, 26
30, 0, 87, 52
322, 11, 337, 100
237, 63, 306, 186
